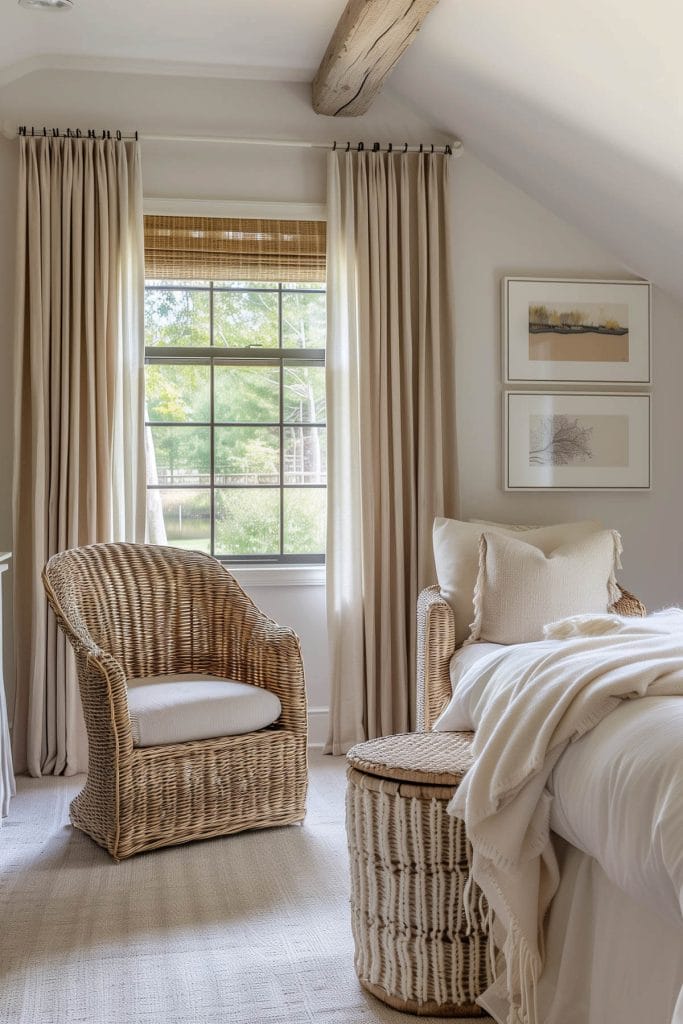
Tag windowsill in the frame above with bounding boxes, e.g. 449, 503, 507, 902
226, 564, 326, 588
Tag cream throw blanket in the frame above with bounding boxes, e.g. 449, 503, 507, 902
436, 608, 683, 1024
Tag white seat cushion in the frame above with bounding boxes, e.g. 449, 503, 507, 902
126, 674, 282, 748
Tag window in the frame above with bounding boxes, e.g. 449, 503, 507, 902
143, 217, 326, 564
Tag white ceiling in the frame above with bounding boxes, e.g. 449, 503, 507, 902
389, 0, 683, 299
2, 0, 683, 299
0, 0, 337, 79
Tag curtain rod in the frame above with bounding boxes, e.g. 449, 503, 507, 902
6, 124, 463, 155
144, 134, 463, 155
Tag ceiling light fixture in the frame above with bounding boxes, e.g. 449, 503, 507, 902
18, 0, 73, 9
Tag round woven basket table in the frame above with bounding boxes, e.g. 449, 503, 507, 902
346, 732, 494, 1018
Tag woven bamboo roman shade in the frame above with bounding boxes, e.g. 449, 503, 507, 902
144, 215, 326, 283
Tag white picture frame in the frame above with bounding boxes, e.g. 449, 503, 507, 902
504, 391, 651, 491
503, 277, 652, 384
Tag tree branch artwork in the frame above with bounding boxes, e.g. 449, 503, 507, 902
529, 415, 594, 466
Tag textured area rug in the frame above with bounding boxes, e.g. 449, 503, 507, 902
0, 751, 488, 1024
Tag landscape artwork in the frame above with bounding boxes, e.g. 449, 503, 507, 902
503, 278, 651, 383
529, 414, 629, 467
528, 302, 629, 362
505, 392, 651, 490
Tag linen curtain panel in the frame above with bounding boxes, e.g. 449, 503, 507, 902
12, 135, 146, 777
325, 149, 458, 754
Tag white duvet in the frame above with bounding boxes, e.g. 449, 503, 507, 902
435, 610, 683, 1024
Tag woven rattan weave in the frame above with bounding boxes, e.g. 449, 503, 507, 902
42, 542, 308, 860
346, 732, 493, 1017
416, 583, 647, 731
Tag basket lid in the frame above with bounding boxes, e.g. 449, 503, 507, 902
347, 731, 475, 786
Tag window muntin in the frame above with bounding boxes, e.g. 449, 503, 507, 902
144, 280, 326, 563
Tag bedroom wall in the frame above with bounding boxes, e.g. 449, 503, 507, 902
451, 152, 683, 612
0, 68, 681, 745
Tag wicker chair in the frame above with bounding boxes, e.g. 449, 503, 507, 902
417, 583, 647, 732
42, 542, 308, 860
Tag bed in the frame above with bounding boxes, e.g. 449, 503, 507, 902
417, 586, 683, 1024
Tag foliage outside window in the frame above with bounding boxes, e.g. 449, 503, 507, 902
144, 278, 326, 562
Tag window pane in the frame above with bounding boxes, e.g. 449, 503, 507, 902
214, 365, 280, 423
147, 488, 211, 552
284, 426, 326, 484
213, 289, 278, 348
284, 489, 326, 555
215, 427, 279, 485
215, 489, 280, 556
148, 426, 210, 485
283, 366, 325, 423
282, 291, 326, 349
145, 364, 210, 423
144, 288, 210, 347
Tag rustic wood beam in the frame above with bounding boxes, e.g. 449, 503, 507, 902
312, 0, 440, 117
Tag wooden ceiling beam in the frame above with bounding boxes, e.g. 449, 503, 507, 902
312, 0, 440, 117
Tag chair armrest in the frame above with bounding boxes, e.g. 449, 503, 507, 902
612, 585, 647, 617
416, 586, 456, 732
43, 565, 135, 758
211, 609, 308, 738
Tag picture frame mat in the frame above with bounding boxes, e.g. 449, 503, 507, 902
503, 277, 651, 384
504, 391, 651, 491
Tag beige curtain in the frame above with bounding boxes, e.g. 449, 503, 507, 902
12, 135, 146, 777
325, 149, 458, 754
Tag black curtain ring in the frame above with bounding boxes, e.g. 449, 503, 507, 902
333, 140, 337, 150
403, 142, 408, 153
346, 141, 350, 152
431, 143, 434, 154
388, 142, 393, 153
445, 144, 452, 156
372, 141, 380, 152
419, 143, 424, 153
358, 141, 364, 151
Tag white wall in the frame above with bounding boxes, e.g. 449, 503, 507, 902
451, 152, 683, 610
1, 68, 682, 746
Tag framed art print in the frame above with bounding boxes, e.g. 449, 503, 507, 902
503, 277, 651, 384
504, 391, 651, 491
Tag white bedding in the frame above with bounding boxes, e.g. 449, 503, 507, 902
449, 641, 505, 692
435, 611, 683, 1024
550, 694, 683, 926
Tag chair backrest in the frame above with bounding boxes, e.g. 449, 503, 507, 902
43, 542, 254, 679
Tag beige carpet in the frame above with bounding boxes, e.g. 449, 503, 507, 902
0, 750, 490, 1024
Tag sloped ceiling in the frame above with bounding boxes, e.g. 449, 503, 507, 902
1, 0, 682, 300
390, 0, 683, 301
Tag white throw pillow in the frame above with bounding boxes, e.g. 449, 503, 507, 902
126, 674, 282, 747
433, 517, 602, 648
467, 529, 622, 645
469, 519, 541, 531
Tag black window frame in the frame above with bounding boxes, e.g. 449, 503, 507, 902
144, 279, 326, 565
